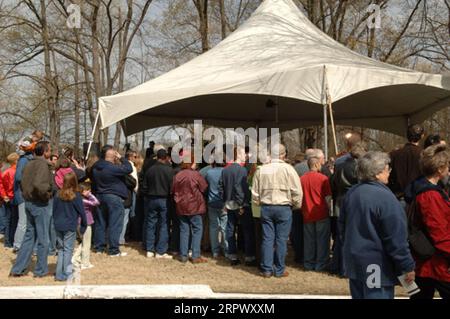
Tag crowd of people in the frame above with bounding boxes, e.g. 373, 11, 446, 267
0, 125, 449, 299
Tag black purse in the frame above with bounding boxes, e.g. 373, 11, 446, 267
123, 175, 136, 209
407, 199, 435, 260
124, 174, 137, 190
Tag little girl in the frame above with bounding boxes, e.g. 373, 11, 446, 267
55, 157, 74, 189
53, 172, 87, 281
72, 182, 99, 270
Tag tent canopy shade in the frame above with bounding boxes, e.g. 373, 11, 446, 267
118, 82, 450, 136
98, 0, 450, 137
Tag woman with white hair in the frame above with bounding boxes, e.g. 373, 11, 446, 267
339, 151, 415, 299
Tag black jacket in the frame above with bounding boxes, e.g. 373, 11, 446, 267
141, 161, 174, 197
219, 163, 250, 208
332, 156, 359, 199
389, 143, 422, 197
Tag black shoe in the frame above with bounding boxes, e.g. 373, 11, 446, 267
178, 256, 188, 263
9, 272, 25, 278
230, 259, 241, 266
33, 273, 54, 278
245, 260, 258, 267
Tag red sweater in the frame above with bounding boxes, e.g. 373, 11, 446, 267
416, 190, 450, 283
0, 170, 7, 199
172, 169, 208, 216
300, 171, 332, 223
2, 165, 17, 200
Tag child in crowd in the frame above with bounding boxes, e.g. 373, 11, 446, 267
53, 172, 87, 281
55, 157, 74, 189
72, 182, 99, 270
17, 130, 44, 154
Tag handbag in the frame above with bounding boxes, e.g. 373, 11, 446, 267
124, 174, 137, 190
406, 199, 435, 260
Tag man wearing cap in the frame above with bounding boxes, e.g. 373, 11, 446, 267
141, 149, 174, 259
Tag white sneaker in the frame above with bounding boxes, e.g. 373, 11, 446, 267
147, 252, 155, 258
110, 252, 128, 258
155, 253, 172, 259
81, 264, 94, 270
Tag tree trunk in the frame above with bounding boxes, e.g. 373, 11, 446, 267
74, 58, 80, 158
40, 0, 59, 151
219, 0, 227, 40
194, 0, 209, 52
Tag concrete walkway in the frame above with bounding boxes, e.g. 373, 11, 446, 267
0, 284, 352, 299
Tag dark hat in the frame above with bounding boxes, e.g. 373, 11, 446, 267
157, 149, 168, 159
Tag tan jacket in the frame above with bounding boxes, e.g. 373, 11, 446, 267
251, 159, 303, 209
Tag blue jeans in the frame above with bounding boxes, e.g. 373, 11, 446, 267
144, 196, 169, 255
142, 206, 148, 250
349, 279, 395, 299
208, 206, 228, 257
304, 218, 331, 271
168, 198, 180, 253
260, 205, 292, 276
96, 194, 125, 255
291, 209, 304, 264
3, 203, 18, 248
11, 201, 51, 277
0, 204, 5, 234
13, 202, 27, 250
120, 208, 130, 245
48, 199, 57, 255
226, 207, 256, 260
179, 214, 203, 259
55, 231, 76, 281
330, 221, 344, 276
120, 192, 136, 245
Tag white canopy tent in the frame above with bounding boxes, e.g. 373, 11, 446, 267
96, 0, 450, 157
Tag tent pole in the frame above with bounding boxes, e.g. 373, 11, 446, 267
322, 66, 328, 160
142, 130, 146, 154
85, 110, 101, 161
275, 97, 279, 125
328, 101, 338, 156
323, 103, 328, 160
323, 65, 338, 157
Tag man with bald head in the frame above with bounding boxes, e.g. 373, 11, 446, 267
252, 144, 303, 278
92, 145, 133, 257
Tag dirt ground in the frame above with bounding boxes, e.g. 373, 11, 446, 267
0, 241, 407, 296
